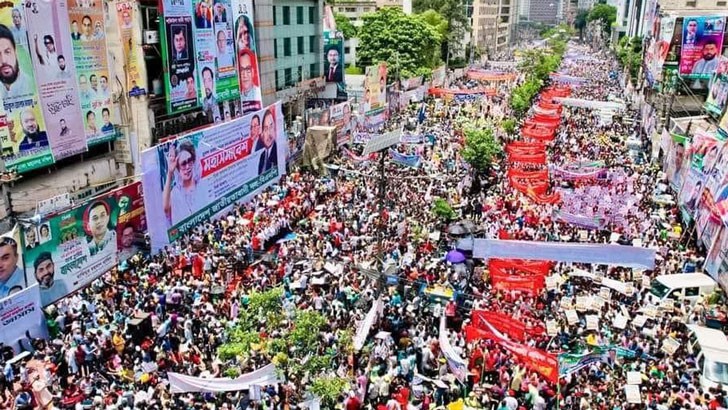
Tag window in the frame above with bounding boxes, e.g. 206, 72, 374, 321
285, 67, 293, 86
274, 39, 278, 58
685, 287, 700, 297
297, 36, 304, 54
297, 6, 304, 24
309, 6, 315, 24
298, 66, 303, 82
282, 6, 290, 25
310, 63, 319, 78
309, 35, 317, 53
344, 47, 351, 54
283, 37, 291, 56
275, 71, 280, 90
718, 0, 727, 5
273, 6, 277, 25
685, 0, 696, 5
345, 7, 356, 12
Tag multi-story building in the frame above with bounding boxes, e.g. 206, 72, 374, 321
529, 0, 560, 24
472, 0, 518, 57
518, 0, 530, 21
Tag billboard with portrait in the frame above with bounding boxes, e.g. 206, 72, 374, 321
329, 101, 352, 146
363, 63, 387, 114
26, 0, 87, 161
679, 16, 725, 78
161, 0, 200, 114
116, 1, 146, 97
0, 226, 26, 300
231, 0, 261, 114
22, 183, 145, 307
0, 1, 53, 173
68, 0, 117, 145
705, 227, 728, 284
324, 37, 344, 84
141, 102, 286, 252
706, 75, 728, 116
194, 0, 242, 123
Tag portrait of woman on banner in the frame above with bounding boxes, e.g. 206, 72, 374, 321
162, 139, 204, 226
235, 14, 256, 52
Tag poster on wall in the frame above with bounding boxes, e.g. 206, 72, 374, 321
0, 0, 53, 173
22, 183, 146, 307
193, 0, 241, 123
0, 285, 47, 351
679, 16, 725, 78
0, 226, 26, 300
26, 0, 87, 161
705, 228, 728, 284
116, 0, 146, 97
68, 0, 117, 145
324, 37, 344, 84
141, 102, 286, 252
231, 0, 261, 114
161, 0, 200, 114
432, 65, 446, 88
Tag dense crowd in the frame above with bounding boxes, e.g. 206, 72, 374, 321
0, 40, 725, 410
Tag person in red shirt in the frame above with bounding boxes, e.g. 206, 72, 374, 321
345, 391, 362, 410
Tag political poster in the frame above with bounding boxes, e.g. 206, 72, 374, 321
26, 0, 87, 161
324, 37, 344, 84
0, 285, 47, 352
0, 226, 26, 300
721, 105, 728, 137
0, 0, 53, 173
231, 0, 261, 114
705, 142, 728, 197
329, 101, 352, 146
705, 75, 728, 116
363, 63, 387, 114
141, 102, 286, 252
22, 184, 145, 307
679, 16, 725, 78
705, 228, 728, 283
68, 0, 117, 146
116, 1, 146, 97
193, 0, 241, 124
432, 65, 446, 87
161, 0, 200, 114
679, 168, 706, 214
648, 16, 676, 81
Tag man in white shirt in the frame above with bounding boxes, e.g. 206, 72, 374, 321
34, 34, 59, 73
0, 25, 32, 99
0, 236, 24, 298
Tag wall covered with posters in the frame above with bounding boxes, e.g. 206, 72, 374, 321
141, 102, 286, 252
21, 182, 146, 307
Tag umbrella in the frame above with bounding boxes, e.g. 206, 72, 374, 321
445, 250, 466, 264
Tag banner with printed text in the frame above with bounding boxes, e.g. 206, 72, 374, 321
162, 0, 200, 114
705, 228, 728, 286
26, 0, 87, 162
141, 102, 286, 252
193, 0, 242, 123
0, 0, 53, 173
363, 63, 387, 115
0, 285, 46, 351
22, 183, 146, 307
679, 16, 725, 78
68, 0, 116, 145
231, 0, 261, 114
116, 0, 146, 97
329, 101, 352, 146
706, 75, 728, 116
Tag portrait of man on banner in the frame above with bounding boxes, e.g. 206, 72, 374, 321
256, 107, 278, 175
680, 16, 725, 77
324, 41, 343, 83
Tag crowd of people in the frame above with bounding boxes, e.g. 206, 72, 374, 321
0, 38, 725, 410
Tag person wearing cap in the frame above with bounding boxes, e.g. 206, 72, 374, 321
33, 251, 68, 306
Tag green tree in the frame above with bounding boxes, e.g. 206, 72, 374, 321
334, 12, 358, 39
432, 197, 457, 221
501, 118, 517, 136
461, 127, 502, 173
413, 0, 469, 62
357, 7, 442, 78
574, 9, 589, 39
418, 9, 448, 39
310, 377, 350, 407
587, 3, 617, 36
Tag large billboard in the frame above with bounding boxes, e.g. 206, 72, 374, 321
679, 16, 725, 78
22, 182, 146, 307
26, 0, 87, 161
329, 101, 352, 146
68, 0, 117, 145
116, 0, 146, 97
141, 102, 286, 252
194, 0, 241, 122
231, 0, 261, 114
0, 285, 47, 352
0, 226, 26, 300
706, 75, 728, 116
0, 0, 52, 173
161, 0, 200, 114
324, 36, 344, 84
363, 63, 387, 114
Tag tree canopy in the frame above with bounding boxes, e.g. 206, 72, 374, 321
413, 0, 468, 60
461, 127, 502, 173
575, 9, 589, 39
357, 7, 442, 78
334, 12, 358, 39
587, 3, 617, 36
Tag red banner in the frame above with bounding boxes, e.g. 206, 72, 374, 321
507, 152, 547, 165
506, 140, 545, 151
507, 169, 549, 181
506, 145, 545, 156
488, 259, 552, 276
521, 126, 556, 141
538, 101, 562, 111
464, 325, 558, 384
471, 310, 546, 342
489, 270, 545, 295
526, 189, 562, 205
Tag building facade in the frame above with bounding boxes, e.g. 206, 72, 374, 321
472, 0, 518, 57
529, 0, 560, 24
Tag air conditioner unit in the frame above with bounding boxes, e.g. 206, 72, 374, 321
144, 30, 159, 44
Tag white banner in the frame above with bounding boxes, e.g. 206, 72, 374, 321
168, 363, 278, 393
438, 315, 468, 382
0, 285, 47, 352
354, 297, 381, 351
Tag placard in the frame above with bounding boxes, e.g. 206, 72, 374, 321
600, 287, 611, 300
546, 319, 558, 336
662, 337, 680, 355
586, 315, 599, 330
644, 304, 658, 318
633, 315, 648, 327
627, 371, 642, 385
575, 296, 588, 312
613, 314, 628, 330
565, 309, 579, 325
625, 385, 641, 404
545, 274, 558, 291
560, 296, 573, 310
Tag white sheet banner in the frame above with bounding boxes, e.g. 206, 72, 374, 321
553, 97, 625, 113
0, 285, 47, 352
439, 315, 468, 382
473, 239, 656, 269
168, 363, 278, 393
354, 297, 382, 351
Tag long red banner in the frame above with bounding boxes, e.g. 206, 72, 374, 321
489, 270, 545, 295
488, 259, 552, 276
